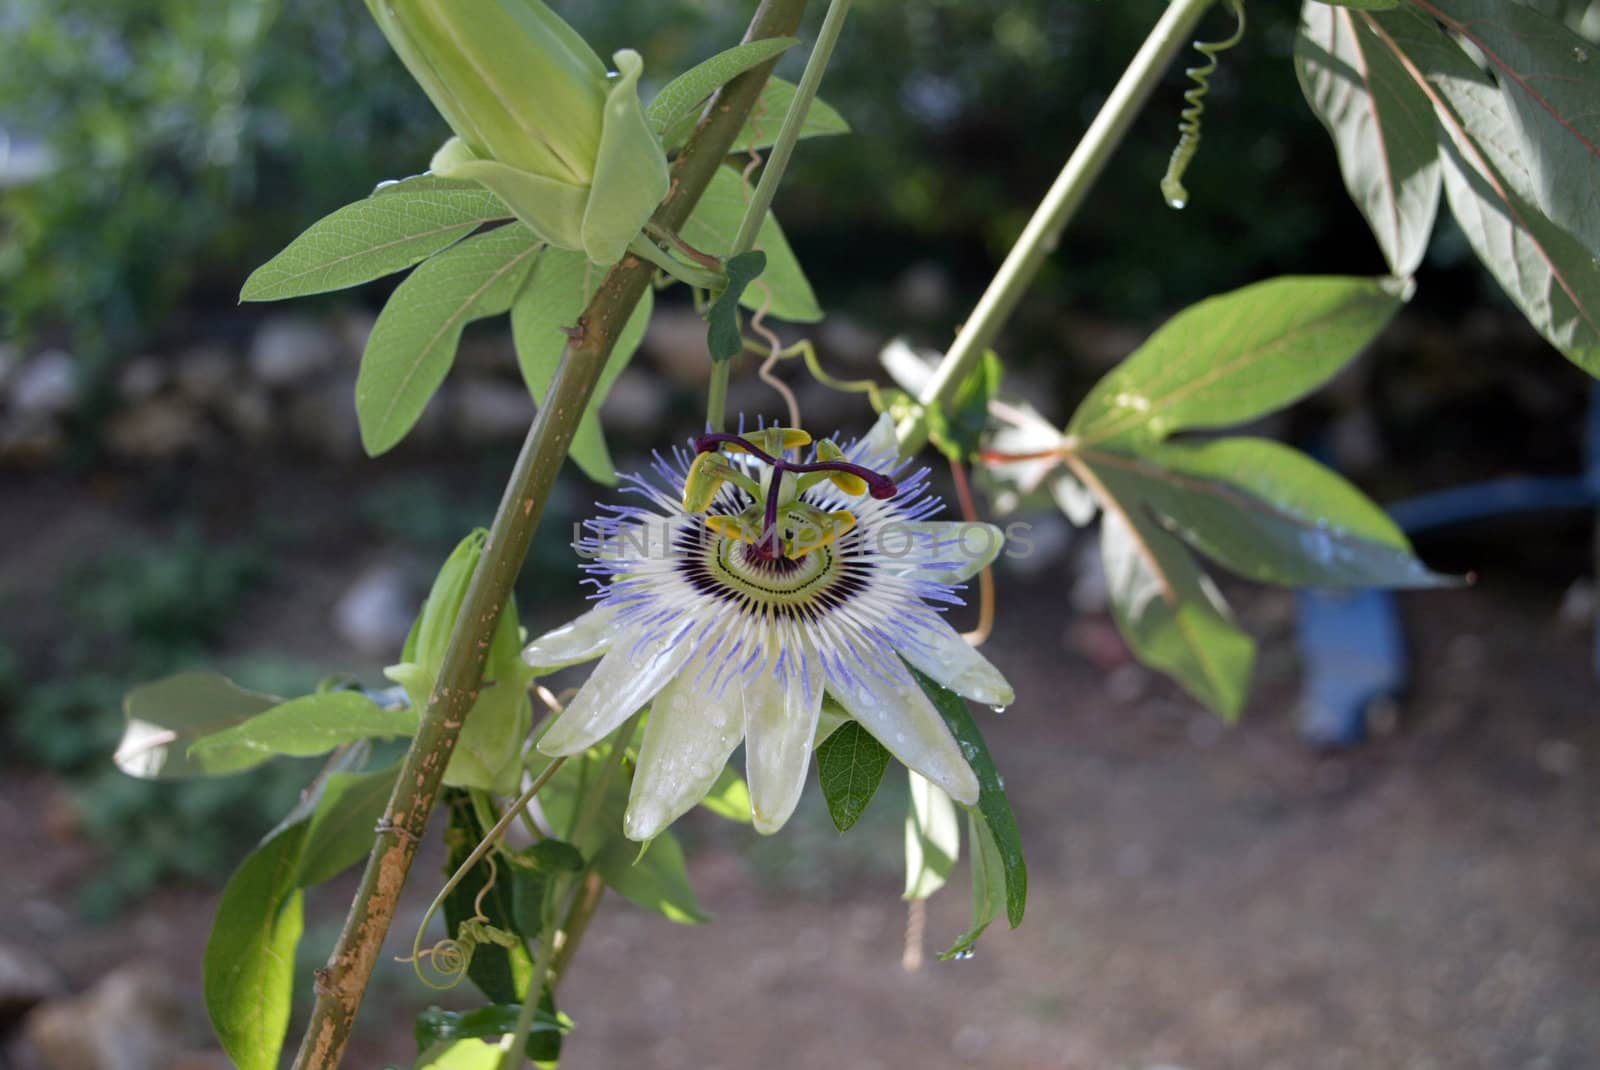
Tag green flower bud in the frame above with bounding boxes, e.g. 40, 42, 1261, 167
386, 530, 534, 794
368, 0, 670, 265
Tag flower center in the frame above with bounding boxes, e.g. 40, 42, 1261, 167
681, 428, 898, 563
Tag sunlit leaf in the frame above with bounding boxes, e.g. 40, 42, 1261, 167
1078, 438, 1452, 588
204, 824, 306, 1070
357, 224, 542, 455
903, 770, 960, 900
731, 76, 853, 153
681, 165, 822, 323
815, 720, 891, 832
1419, 0, 1600, 258
1296, 1, 1441, 274
240, 176, 510, 301
414, 1003, 573, 1062
1365, 7, 1600, 371
188, 692, 415, 766
1098, 505, 1257, 719
116, 672, 280, 780
926, 350, 1002, 463
699, 767, 754, 823
1067, 275, 1406, 447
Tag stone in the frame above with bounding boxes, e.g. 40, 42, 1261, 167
9, 350, 79, 416
0, 941, 66, 1030
22, 965, 185, 1070
598, 367, 666, 436
248, 315, 340, 387
104, 399, 207, 460
115, 357, 168, 404
333, 561, 419, 657
173, 346, 236, 404
451, 379, 533, 441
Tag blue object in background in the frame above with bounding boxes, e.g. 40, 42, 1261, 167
1294, 382, 1600, 745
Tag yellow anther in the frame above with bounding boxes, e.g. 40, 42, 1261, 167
813, 440, 868, 496
705, 513, 755, 543
791, 509, 857, 557
683, 452, 731, 512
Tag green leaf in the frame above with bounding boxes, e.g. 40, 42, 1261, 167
440, 791, 533, 1002
941, 813, 1005, 960
415, 1003, 573, 1060
594, 831, 709, 924
910, 667, 1027, 930
1099, 504, 1257, 719
1417, 0, 1600, 258
926, 350, 1002, 463
240, 177, 511, 301
698, 767, 754, 823
647, 38, 800, 138
681, 165, 823, 323
1295, 2, 1441, 275
296, 766, 400, 887
1313, 0, 1400, 9
357, 223, 542, 455
903, 770, 960, 900
414, 1038, 506, 1070
707, 250, 767, 363
116, 672, 280, 780
815, 720, 891, 832
1367, 7, 1600, 372
510, 249, 654, 485
1067, 275, 1406, 447
188, 692, 416, 766
732, 76, 852, 153
204, 824, 306, 1070
1077, 438, 1452, 588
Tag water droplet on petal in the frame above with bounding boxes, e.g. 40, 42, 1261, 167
990, 705, 1008, 715
952, 949, 976, 961
1165, 195, 1188, 210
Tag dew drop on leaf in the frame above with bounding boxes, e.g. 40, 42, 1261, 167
952, 949, 976, 961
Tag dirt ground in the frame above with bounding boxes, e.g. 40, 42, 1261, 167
4, 476, 1600, 1070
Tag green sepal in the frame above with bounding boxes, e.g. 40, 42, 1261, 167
582, 50, 671, 266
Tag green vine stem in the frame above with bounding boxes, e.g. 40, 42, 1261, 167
706, 0, 855, 432
288, 4, 810, 1067
895, 0, 1223, 457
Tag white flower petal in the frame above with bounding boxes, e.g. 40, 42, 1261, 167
824, 653, 979, 805
899, 615, 1014, 707
625, 647, 745, 841
742, 639, 826, 834
537, 627, 697, 756
877, 521, 1004, 584
852, 412, 901, 466
522, 603, 621, 671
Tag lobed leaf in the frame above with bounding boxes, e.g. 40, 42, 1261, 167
356, 224, 542, 455
681, 165, 823, 323
241, 176, 510, 301
187, 691, 416, 766
1098, 504, 1257, 719
1079, 438, 1452, 588
1414, 0, 1600, 258
815, 720, 891, 832
1363, 7, 1600, 372
116, 672, 280, 780
707, 250, 767, 363
1068, 275, 1406, 448
731, 76, 853, 153
204, 824, 306, 1070
1296, 1, 1442, 275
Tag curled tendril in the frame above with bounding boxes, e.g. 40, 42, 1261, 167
398, 853, 510, 989
1160, 0, 1247, 210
